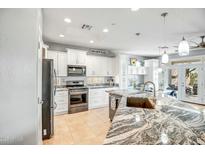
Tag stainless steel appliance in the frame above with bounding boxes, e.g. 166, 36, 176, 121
67, 80, 88, 114
67, 65, 86, 77
42, 59, 56, 140
109, 94, 122, 121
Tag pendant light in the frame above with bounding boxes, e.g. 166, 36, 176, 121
162, 51, 169, 64
178, 36, 189, 56
161, 12, 169, 64
158, 47, 163, 72
161, 46, 169, 64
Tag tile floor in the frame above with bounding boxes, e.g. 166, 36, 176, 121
43, 103, 205, 145
43, 107, 110, 145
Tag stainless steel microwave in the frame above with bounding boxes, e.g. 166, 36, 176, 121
67, 65, 86, 76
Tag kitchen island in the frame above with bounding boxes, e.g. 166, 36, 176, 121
104, 90, 205, 145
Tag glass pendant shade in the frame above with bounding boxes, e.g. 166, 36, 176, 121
161, 51, 169, 64
178, 37, 189, 56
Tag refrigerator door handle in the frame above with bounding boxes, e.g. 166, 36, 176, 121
54, 69, 57, 96
54, 102, 57, 109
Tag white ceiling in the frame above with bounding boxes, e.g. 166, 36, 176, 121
43, 8, 205, 56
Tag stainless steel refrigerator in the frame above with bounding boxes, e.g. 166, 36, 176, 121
42, 59, 56, 139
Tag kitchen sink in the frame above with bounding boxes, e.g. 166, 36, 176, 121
126, 96, 156, 109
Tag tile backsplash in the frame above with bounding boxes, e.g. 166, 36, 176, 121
86, 76, 114, 85
56, 76, 115, 86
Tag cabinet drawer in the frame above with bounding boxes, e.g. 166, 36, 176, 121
55, 103, 68, 112
89, 93, 104, 98
89, 98, 102, 104
55, 91, 68, 96
55, 95, 68, 102
55, 99, 68, 104
89, 89, 104, 96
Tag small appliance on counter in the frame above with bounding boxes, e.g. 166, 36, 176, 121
107, 78, 114, 87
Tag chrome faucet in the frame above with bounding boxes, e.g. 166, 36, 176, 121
143, 81, 156, 97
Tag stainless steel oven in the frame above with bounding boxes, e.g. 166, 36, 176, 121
67, 65, 86, 77
69, 88, 88, 113
67, 80, 88, 114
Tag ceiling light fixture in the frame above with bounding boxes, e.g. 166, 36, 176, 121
131, 8, 140, 11
178, 36, 189, 56
64, 18, 72, 23
162, 51, 169, 64
59, 34, 64, 37
103, 28, 109, 33
90, 40, 94, 44
161, 12, 169, 64
160, 46, 169, 64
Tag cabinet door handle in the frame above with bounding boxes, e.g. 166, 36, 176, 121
54, 102, 57, 109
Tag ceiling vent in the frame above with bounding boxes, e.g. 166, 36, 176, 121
81, 24, 93, 30
87, 49, 115, 57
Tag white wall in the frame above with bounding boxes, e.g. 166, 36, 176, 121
0, 9, 42, 144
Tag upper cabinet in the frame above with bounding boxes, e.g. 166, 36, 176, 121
67, 48, 87, 65
47, 48, 116, 77
47, 50, 58, 72
47, 50, 67, 76
106, 57, 116, 76
57, 52, 67, 76
86, 55, 116, 76
144, 59, 159, 90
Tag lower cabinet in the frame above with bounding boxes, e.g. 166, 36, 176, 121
54, 88, 68, 115
88, 87, 119, 109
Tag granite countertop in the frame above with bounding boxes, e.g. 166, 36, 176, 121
104, 90, 205, 145
87, 84, 119, 89
55, 84, 119, 89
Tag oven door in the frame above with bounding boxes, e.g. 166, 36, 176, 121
69, 90, 88, 107
67, 65, 86, 76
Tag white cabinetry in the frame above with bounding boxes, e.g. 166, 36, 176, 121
58, 52, 67, 76
88, 87, 119, 109
86, 55, 98, 75
54, 88, 68, 115
86, 55, 116, 76
144, 59, 159, 90
89, 88, 106, 109
67, 48, 87, 65
106, 57, 116, 76
116, 54, 128, 89
47, 50, 58, 72
47, 50, 67, 76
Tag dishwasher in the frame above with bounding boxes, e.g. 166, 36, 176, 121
109, 94, 122, 121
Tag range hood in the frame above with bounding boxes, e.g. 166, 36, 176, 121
87, 48, 115, 57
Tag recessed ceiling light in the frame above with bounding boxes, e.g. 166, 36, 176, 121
90, 40, 94, 44
103, 28, 109, 33
64, 18, 72, 23
131, 8, 140, 11
59, 34, 64, 37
